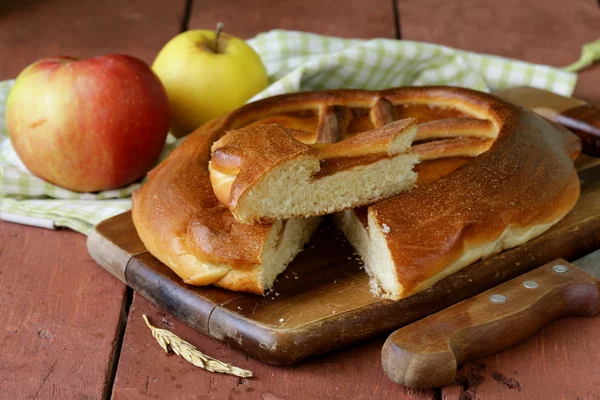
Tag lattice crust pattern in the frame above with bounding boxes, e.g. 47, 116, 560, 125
227, 95, 500, 186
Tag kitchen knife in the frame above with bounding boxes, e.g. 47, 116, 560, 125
381, 250, 600, 389
493, 87, 600, 157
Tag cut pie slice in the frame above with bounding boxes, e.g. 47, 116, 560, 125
333, 105, 581, 300
209, 119, 420, 224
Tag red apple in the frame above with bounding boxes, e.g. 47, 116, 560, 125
6, 55, 170, 192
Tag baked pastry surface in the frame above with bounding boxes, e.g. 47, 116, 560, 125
132, 87, 580, 297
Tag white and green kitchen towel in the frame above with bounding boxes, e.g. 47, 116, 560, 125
0, 30, 590, 234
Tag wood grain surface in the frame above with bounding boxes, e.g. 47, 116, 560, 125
557, 104, 600, 157
111, 294, 436, 400
0, 222, 127, 399
87, 211, 148, 284
189, 0, 397, 39
0, 1, 185, 398
0, 0, 186, 80
396, 0, 600, 103
382, 259, 600, 389
87, 160, 600, 366
442, 315, 600, 400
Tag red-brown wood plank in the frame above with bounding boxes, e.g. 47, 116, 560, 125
0, 0, 186, 80
397, 0, 600, 103
189, 0, 397, 39
0, 0, 187, 398
0, 222, 127, 398
399, 0, 600, 397
441, 316, 600, 399
111, 295, 435, 400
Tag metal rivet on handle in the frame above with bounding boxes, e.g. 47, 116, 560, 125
552, 264, 569, 274
490, 294, 507, 303
523, 280, 539, 289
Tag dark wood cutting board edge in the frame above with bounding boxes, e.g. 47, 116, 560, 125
87, 164, 600, 365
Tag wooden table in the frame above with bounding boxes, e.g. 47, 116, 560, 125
1, 1, 599, 398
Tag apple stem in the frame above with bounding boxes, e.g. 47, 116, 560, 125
215, 22, 224, 53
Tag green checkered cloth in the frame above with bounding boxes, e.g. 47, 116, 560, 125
0, 30, 581, 234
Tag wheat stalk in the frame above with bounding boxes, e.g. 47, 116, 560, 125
142, 314, 253, 378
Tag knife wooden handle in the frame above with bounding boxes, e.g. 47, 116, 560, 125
555, 104, 600, 157
381, 259, 600, 389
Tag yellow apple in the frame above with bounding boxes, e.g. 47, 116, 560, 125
152, 27, 268, 137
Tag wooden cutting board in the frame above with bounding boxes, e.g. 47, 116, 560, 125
88, 159, 600, 365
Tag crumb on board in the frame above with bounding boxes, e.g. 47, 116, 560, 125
279, 318, 285, 323
381, 223, 391, 233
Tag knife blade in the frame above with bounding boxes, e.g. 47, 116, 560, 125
381, 249, 600, 389
493, 87, 600, 157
